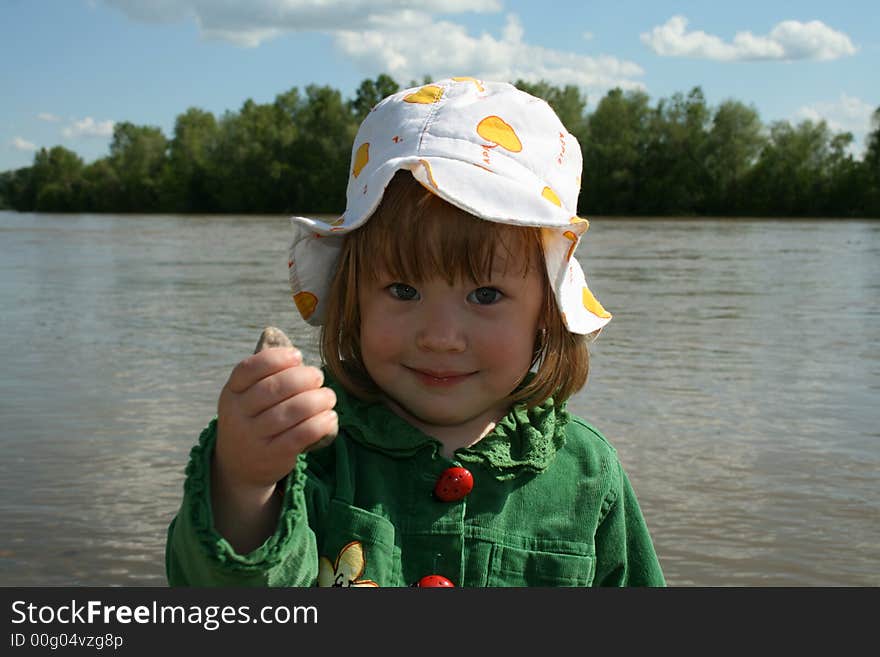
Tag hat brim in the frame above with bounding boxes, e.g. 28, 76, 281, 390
290, 158, 611, 334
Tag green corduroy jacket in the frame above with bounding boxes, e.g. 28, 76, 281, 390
166, 373, 665, 587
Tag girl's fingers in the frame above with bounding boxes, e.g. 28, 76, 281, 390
226, 347, 303, 394
239, 364, 325, 418
267, 410, 339, 461
251, 385, 337, 439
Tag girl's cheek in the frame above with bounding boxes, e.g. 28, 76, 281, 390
367, 321, 403, 351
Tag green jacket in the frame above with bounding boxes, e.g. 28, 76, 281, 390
166, 374, 665, 587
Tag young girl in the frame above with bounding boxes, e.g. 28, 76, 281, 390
166, 78, 664, 587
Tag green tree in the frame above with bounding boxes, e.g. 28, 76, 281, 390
822, 132, 864, 216
863, 107, 880, 216
80, 159, 120, 212
745, 119, 842, 216
866, 108, 880, 172
703, 100, 765, 214
274, 87, 303, 122
289, 84, 358, 213
583, 88, 651, 214
0, 170, 13, 208
640, 87, 711, 215
210, 98, 298, 212
349, 74, 400, 123
162, 108, 218, 212
23, 146, 85, 211
109, 122, 168, 212
1, 168, 33, 210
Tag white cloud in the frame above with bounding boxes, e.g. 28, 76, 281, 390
11, 137, 37, 152
335, 14, 644, 96
103, 0, 502, 44
100, 1, 644, 96
641, 15, 857, 61
768, 20, 857, 61
796, 94, 876, 155
38, 112, 61, 122
62, 117, 116, 139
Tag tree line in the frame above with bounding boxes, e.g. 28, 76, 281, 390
2, 74, 878, 217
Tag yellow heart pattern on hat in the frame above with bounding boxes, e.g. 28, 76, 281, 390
293, 291, 318, 321
403, 85, 444, 104
582, 285, 611, 319
542, 186, 562, 206
352, 142, 370, 178
476, 116, 522, 152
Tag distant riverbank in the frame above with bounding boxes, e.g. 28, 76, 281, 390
2, 77, 878, 219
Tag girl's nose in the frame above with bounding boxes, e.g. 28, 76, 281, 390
415, 305, 467, 353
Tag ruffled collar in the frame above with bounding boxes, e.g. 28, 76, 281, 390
324, 370, 569, 481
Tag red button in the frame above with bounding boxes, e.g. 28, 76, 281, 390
415, 575, 455, 587
434, 466, 474, 502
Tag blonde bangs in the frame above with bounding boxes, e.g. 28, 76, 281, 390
353, 171, 541, 286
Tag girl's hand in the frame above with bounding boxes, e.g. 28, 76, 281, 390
210, 341, 337, 552
216, 346, 338, 491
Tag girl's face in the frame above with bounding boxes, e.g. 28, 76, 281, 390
358, 248, 545, 446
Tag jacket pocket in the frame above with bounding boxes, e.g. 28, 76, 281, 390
316, 499, 400, 587
487, 544, 595, 587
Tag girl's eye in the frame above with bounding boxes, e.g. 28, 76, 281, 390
387, 283, 420, 301
467, 287, 503, 305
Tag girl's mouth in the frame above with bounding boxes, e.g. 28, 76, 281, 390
406, 367, 474, 387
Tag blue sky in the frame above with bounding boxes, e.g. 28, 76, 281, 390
2, 0, 878, 172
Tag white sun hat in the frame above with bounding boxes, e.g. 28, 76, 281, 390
288, 77, 611, 334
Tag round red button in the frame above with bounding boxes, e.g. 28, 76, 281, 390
415, 575, 455, 587
434, 466, 474, 502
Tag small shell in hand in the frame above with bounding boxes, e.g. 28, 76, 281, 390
253, 326, 293, 353
253, 326, 336, 452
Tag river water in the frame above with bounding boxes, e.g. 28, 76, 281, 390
0, 211, 877, 586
